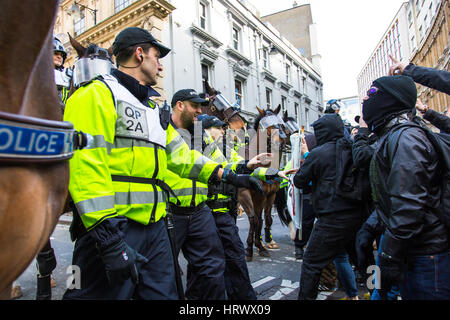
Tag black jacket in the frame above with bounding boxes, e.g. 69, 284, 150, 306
403, 63, 450, 95
294, 114, 362, 217
352, 127, 378, 212
371, 115, 448, 258
423, 108, 450, 134
403, 63, 450, 133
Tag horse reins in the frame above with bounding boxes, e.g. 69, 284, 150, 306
0, 111, 87, 164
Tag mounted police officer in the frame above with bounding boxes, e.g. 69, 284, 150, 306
34, 36, 74, 300
53, 37, 72, 110
62, 27, 262, 300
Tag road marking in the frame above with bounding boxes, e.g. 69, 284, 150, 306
284, 256, 301, 262
269, 291, 285, 300
281, 279, 299, 288
252, 276, 275, 288
317, 291, 334, 300
268, 279, 299, 300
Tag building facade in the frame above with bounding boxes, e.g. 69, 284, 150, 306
162, 0, 323, 129
357, 0, 447, 113
409, 0, 449, 113
357, 2, 412, 103
54, 0, 324, 131
259, 3, 321, 69
54, 0, 175, 102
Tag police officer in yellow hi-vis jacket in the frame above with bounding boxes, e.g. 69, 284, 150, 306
62, 27, 263, 300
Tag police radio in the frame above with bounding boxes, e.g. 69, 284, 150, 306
160, 100, 171, 130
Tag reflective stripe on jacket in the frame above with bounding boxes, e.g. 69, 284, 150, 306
64, 76, 219, 230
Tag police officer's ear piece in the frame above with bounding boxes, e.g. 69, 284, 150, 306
139, 54, 143, 62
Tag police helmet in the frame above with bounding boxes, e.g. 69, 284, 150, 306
53, 37, 67, 63
325, 99, 344, 114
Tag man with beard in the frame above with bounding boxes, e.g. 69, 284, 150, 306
166, 89, 227, 300
293, 114, 365, 300
362, 75, 449, 300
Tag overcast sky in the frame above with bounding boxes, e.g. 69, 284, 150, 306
248, 0, 408, 101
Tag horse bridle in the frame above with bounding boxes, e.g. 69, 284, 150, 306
0, 111, 86, 164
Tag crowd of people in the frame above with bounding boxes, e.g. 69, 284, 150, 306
293, 56, 449, 300
45, 26, 449, 301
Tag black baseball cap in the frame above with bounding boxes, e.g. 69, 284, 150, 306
112, 27, 171, 57
198, 115, 226, 129
171, 89, 209, 107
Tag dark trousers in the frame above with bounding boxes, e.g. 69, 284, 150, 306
212, 211, 257, 300
294, 198, 315, 249
63, 219, 178, 300
172, 206, 226, 300
298, 213, 363, 300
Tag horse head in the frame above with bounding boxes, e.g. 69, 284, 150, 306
202, 81, 245, 131
0, 0, 72, 298
254, 104, 287, 148
68, 34, 113, 88
281, 110, 301, 148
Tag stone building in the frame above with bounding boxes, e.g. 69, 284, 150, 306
54, 0, 324, 129
410, 0, 449, 114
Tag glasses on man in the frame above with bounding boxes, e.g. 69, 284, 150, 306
367, 87, 379, 97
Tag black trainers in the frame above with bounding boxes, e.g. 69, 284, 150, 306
295, 247, 304, 260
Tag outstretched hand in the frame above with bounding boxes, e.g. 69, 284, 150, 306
415, 98, 429, 114
300, 137, 309, 157
388, 54, 408, 76
278, 168, 299, 180
247, 153, 273, 170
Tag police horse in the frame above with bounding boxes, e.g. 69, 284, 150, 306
0, 0, 84, 299
242, 106, 288, 261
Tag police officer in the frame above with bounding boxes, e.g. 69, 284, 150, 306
166, 89, 227, 300
53, 37, 72, 109
62, 27, 262, 300
34, 37, 74, 300
200, 115, 295, 300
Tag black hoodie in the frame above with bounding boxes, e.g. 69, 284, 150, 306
294, 114, 362, 217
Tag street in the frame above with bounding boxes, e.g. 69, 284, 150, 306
13, 211, 366, 300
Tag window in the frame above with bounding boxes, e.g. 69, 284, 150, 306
411, 35, 416, 49
294, 102, 299, 120
115, 0, 131, 13
408, 11, 413, 25
235, 80, 243, 107
281, 96, 287, 114
74, 12, 85, 36
419, 25, 424, 40
305, 107, 310, 130
265, 88, 272, 109
232, 26, 240, 51
285, 63, 291, 83
261, 48, 269, 69
201, 63, 210, 94
199, 2, 207, 30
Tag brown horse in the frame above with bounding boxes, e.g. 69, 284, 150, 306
0, 0, 73, 299
244, 105, 287, 261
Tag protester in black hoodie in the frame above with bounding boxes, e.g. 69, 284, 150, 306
363, 75, 449, 300
294, 114, 365, 300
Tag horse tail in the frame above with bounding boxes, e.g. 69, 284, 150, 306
274, 188, 291, 227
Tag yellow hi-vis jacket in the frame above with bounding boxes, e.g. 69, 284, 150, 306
165, 124, 209, 208
64, 75, 219, 231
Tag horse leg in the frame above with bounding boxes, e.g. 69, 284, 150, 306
254, 209, 270, 257
264, 193, 279, 249
36, 239, 57, 300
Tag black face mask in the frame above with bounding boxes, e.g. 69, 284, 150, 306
362, 90, 409, 135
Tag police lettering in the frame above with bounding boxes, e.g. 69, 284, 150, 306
0, 127, 60, 154
124, 106, 144, 133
